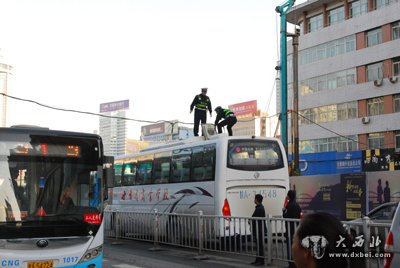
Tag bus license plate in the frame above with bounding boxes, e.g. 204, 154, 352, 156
27, 261, 54, 268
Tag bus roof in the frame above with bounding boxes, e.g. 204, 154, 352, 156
0, 126, 102, 140
116, 134, 282, 160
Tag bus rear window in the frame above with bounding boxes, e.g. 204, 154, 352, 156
227, 140, 284, 171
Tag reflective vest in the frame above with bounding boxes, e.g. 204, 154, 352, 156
195, 95, 210, 110
223, 109, 234, 117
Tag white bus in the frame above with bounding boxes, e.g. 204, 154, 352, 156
0, 126, 112, 268
106, 133, 289, 238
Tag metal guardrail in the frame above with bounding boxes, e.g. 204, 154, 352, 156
104, 211, 391, 267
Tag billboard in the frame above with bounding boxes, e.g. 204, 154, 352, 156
229, 100, 257, 117
367, 171, 400, 210
289, 151, 362, 176
100, 100, 129, 113
291, 173, 367, 220
362, 148, 400, 171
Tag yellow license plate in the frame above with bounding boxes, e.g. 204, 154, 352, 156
27, 261, 54, 268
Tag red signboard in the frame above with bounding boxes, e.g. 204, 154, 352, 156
84, 213, 102, 224
229, 100, 257, 116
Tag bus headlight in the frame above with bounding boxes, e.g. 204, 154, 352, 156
79, 245, 103, 263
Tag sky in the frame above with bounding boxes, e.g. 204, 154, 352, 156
0, 0, 304, 139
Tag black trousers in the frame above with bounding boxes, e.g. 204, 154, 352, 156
253, 224, 265, 264
193, 109, 207, 136
217, 117, 237, 136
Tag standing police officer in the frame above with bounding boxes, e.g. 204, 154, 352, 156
190, 88, 212, 136
214, 106, 237, 136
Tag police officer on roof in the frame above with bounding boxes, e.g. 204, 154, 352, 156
190, 88, 212, 136
214, 106, 237, 136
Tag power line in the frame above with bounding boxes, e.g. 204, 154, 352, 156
290, 109, 370, 147
1, 92, 279, 127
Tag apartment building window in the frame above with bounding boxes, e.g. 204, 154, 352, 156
374, 0, 398, 10
394, 94, 400, 112
393, 21, 400, 40
300, 68, 356, 95
366, 62, 383, 81
368, 133, 384, 149
393, 57, 400, 76
300, 101, 357, 125
367, 97, 384, 116
299, 136, 358, 153
396, 131, 400, 149
328, 6, 345, 26
299, 35, 355, 65
366, 28, 382, 47
337, 136, 358, 151
307, 14, 323, 33
337, 102, 357, 120
349, 0, 368, 18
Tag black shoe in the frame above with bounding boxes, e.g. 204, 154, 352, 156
251, 261, 257, 265
254, 262, 264, 266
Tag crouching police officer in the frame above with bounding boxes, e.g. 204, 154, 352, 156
214, 106, 237, 136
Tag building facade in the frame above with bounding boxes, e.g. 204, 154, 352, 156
99, 100, 129, 156
285, 0, 400, 154
0, 50, 12, 127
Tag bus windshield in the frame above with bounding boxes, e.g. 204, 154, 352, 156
227, 139, 284, 171
0, 131, 102, 239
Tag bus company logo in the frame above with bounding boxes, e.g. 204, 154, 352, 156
36, 239, 49, 248
84, 213, 102, 224
253, 172, 260, 179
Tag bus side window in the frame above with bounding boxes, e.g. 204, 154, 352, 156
203, 145, 216, 181
153, 154, 171, 184
137, 161, 152, 185
191, 146, 205, 181
172, 149, 191, 183
114, 164, 123, 187
123, 163, 136, 186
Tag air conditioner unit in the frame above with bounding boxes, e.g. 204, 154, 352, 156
373, 78, 383, 87
202, 123, 217, 139
361, 116, 370, 124
389, 76, 398, 83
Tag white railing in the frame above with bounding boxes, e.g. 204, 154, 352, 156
104, 211, 391, 268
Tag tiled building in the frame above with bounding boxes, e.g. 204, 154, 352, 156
285, 0, 400, 153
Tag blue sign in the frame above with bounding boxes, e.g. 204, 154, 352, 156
289, 151, 362, 176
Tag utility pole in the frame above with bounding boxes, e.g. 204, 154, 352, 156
275, 0, 295, 155
291, 27, 300, 175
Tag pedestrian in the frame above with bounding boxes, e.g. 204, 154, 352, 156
214, 106, 237, 136
190, 87, 212, 136
283, 190, 302, 268
292, 212, 362, 268
250, 194, 266, 266
377, 178, 383, 204
384, 180, 391, 203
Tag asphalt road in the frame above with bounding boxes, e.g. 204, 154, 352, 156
103, 238, 282, 268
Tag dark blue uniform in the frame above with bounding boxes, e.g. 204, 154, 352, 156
190, 91, 212, 136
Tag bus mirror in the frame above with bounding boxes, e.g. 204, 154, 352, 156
104, 168, 114, 188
